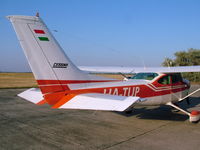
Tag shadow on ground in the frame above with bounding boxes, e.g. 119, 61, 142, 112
116, 96, 200, 122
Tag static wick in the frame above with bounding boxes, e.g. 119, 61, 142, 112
36, 12, 40, 17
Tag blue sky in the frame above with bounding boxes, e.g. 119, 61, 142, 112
1, 0, 200, 72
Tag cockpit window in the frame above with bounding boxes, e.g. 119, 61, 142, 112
158, 75, 171, 85
157, 73, 183, 85
171, 73, 183, 84
131, 73, 158, 80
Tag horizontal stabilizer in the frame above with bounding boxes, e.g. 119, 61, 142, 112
18, 88, 45, 105
57, 93, 140, 111
18, 89, 140, 111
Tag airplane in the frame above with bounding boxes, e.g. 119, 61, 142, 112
7, 14, 200, 123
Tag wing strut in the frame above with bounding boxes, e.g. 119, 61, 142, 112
178, 88, 200, 102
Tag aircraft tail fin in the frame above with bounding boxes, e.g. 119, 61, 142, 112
7, 15, 112, 95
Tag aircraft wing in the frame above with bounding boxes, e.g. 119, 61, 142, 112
79, 66, 200, 74
18, 88, 141, 111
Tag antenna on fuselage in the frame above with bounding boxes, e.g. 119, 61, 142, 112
140, 56, 146, 70
36, 12, 40, 17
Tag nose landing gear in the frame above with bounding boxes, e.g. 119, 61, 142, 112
167, 102, 200, 123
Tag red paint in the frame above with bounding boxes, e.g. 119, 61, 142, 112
36, 75, 189, 100
39, 85, 69, 94
43, 83, 187, 97
39, 79, 188, 97
40, 78, 189, 106
37, 79, 115, 94
191, 110, 200, 116
34, 29, 45, 34
44, 91, 66, 105
52, 94, 76, 108
36, 99, 46, 105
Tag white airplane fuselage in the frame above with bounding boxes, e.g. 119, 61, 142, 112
47, 72, 189, 106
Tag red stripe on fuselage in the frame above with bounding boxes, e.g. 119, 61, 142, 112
37, 80, 189, 98
39, 85, 69, 94
47, 83, 188, 98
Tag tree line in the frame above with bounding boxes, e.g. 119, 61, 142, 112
162, 48, 200, 83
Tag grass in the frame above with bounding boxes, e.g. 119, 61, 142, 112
0, 73, 125, 89
93, 73, 127, 80
0, 73, 38, 89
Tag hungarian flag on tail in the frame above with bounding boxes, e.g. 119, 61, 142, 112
34, 29, 49, 41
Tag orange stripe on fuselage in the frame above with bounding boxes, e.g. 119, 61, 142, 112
36, 99, 47, 105
52, 94, 76, 108
44, 92, 66, 105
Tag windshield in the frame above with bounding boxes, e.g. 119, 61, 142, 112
131, 73, 158, 80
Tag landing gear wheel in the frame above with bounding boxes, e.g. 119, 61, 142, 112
125, 110, 133, 114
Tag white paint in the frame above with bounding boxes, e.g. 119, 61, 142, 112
7, 15, 109, 81
103, 87, 140, 97
79, 66, 200, 74
59, 93, 140, 111
17, 88, 43, 104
